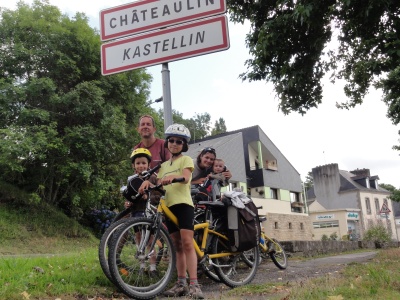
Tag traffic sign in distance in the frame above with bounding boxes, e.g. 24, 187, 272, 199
101, 15, 230, 76
100, 0, 227, 41
380, 202, 391, 214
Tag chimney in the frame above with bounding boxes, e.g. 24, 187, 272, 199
350, 168, 370, 177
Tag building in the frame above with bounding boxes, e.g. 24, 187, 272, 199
307, 164, 397, 241
187, 125, 312, 241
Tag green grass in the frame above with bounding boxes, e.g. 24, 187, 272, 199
2, 202, 400, 299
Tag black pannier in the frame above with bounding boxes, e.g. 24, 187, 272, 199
226, 200, 260, 252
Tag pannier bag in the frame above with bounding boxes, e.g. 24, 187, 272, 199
225, 191, 261, 252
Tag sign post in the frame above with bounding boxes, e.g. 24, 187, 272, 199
100, 0, 229, 130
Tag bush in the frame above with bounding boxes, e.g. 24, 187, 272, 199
363, 223, 391, 246
330, 232, 338, 241
321, 234, 329, 241
85, 207, 116, 237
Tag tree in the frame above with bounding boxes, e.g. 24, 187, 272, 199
379, 183, 400, 203
0, 1, 153, 216
228, 0, 400, 147
304, 171, 314, 190
211, 118, 227, 136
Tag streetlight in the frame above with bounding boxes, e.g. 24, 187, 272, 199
146, 97, 163, 106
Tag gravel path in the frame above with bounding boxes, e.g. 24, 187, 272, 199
155, 251, 378, 300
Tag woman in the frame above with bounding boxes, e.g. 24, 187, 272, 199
191, 147, 232, 186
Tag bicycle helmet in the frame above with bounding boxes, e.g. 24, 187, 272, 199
130, 148, 152, 163
164, 123, 191, 152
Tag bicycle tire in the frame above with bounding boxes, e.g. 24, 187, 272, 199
269, 238, 288, 269
98, 217, 131, 283
241, 248, 262, 267
211, 235, 259, 287
108, 217, 176, 299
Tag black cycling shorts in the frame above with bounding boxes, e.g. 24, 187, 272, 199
165, 203, 194, 234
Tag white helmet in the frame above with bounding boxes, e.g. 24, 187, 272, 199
164, 124, 191, 143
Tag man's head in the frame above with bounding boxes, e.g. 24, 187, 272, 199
137, 115, 156, 139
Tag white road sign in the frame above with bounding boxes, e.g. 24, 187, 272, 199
100, 0, 227, 41
101, 15, 229, 76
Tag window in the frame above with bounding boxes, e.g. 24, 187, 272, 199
365, 198, 371, 214
374, 198, 380, 213
300, 223, 304, 230
313, 221, 339, 229
274, 222, 278, 229
270, 188, 278, 199
288, 222, 292, 229
290, 192, 300, 202
384, 198, 388, 206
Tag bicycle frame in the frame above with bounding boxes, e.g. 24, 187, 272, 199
157, 198, 238, 261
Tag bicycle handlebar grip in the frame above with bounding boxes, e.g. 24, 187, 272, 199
140, 164, 161, 178
171, 177, 185, 183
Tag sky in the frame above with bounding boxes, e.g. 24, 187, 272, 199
3, 0, 400, 187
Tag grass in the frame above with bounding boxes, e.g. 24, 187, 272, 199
1, 202, 400, 299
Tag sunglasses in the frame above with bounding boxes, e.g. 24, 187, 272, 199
201, 147, 216, 154
168, 138, 184, 145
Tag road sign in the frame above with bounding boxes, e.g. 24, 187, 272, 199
380, 202, 391, 214
101, 15, 229, 76
100, 0, 227, 41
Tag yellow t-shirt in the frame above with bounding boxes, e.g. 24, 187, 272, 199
157, 155, 194, 207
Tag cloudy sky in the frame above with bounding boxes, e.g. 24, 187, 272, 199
4, 0, 400, 187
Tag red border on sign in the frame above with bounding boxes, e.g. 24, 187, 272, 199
100, 0, 227, 41
101, 15, 229, 75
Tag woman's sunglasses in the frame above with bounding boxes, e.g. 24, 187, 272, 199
168, 138, 184, 145
201, 147, 216, 155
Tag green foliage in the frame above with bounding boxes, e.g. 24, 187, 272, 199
321, 234, 329, 241
363, 223, 392, 244
227, 0, 400, 150
211, 118, 227, 136
330, 232, 338, 241
0, 1, 152, 215
379, 183, 400, 202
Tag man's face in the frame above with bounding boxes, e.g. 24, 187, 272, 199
138, 117, 156, 139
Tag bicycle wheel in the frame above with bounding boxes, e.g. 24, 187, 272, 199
108, 217, 176, 299
98, 217, 131, 283
241, 248, 262, 267
211, 235, 259, 287
269, 238, 288, 269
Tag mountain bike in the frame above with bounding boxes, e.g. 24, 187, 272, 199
107, 179, 260, 299
98, 164, 162, 283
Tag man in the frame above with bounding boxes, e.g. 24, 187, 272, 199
134, 115, 171, 168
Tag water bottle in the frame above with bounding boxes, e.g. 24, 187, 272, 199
259, 236, 265, 246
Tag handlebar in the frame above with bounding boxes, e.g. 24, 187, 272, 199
131, 177, 185, 200
140, 163, 161, 179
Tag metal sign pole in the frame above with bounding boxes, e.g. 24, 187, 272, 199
161, 63, 173, 130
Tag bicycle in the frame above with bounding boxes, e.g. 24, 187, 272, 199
98, 164, 163, 284
242, 209, 288, 270
107, 178, 260, 299
258, 215, 288, 269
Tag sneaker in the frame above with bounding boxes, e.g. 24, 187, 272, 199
189, 284, 204, 299
163, 282, 188, 297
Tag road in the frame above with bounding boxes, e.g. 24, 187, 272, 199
158, 251, 378, 300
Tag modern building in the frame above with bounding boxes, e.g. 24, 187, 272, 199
306, 164, 397, 241
187, 125, 312, 241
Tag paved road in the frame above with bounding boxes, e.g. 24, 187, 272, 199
158, 251, 378, 300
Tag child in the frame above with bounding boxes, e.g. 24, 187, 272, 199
198, 158, 230, 202
139, 124, 203, 299
122, 147, 159, 277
